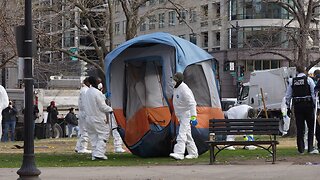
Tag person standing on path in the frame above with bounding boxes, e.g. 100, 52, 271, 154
65, 107, 79, 138
1, 101, 18, 142
286, 65, 319, 154
46, 101, 59, 138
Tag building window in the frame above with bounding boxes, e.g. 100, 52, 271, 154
212, 31, 220, 50
189, 33, 197, 45
140, 18, 146, 31
169, 11, 176, 26
189, 10, 197, 23
148, 15, 156, 30
200, 4, 208, 21
40, 53, 51, 63
212, 3, 220, 19
115, 0, 120, 12
115, 22, 120, 35
201, 32, 208, 48
271, 60, 280, 68
179, 9, 187, 24
230, 26, 290, 49
80, 35, 92, 46
159, 13, 165, 28
244, 60, 280, 71
230, 0, 291, 20
122, 20, 126, 34
63, 31, 75, 47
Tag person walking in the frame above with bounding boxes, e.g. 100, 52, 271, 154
1, 101, 18, 142
169, 72, 199, 160
65, 108, 79, 138
75, 77, 91, 154
46, 101, 59, 138
286, 65, 319, 154
84, 76, 113, 160
0, 85, 9, 141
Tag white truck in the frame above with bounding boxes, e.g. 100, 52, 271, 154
237, 67, 296, 118
7, 76, 82, 140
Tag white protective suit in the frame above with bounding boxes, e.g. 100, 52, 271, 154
0, 85, 9, 140
280, 97, 291, 136
226, 104, 256, 150
84, 86, 113, 159
98, 83, 125, 153
109, 113, 125, 153
171, 82, 198, 159
75, 85, 90, 153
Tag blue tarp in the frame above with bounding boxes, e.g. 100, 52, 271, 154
104, 32, 213, 93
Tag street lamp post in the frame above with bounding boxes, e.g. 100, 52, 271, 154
17, 0, 41, 179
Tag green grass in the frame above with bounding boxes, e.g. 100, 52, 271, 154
0, 147, 301, 168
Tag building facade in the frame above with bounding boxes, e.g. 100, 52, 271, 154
2, 0, 320, 95
110, 0, 320, 97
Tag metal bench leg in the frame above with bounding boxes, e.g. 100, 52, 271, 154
272, 143, 276, 164
209, 144, 214, 165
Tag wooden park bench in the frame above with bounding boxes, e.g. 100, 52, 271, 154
206, 118, 280, 165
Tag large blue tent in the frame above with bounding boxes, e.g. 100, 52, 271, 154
104, 32, 223, 157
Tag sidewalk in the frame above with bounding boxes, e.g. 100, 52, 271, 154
2, 162, 320, 180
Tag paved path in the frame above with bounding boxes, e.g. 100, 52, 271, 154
1, 162, 320, 180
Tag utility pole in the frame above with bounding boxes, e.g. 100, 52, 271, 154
17, 0, 41, 179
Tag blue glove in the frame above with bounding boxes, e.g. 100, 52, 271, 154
190, 116, 198, 127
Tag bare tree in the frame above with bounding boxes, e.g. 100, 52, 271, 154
33, 0, 113, 85
256, 0, 320, 70
35, 0, 192, 79
0, 0, 24, 69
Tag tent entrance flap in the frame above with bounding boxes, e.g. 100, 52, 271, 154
124, 56, 170, 131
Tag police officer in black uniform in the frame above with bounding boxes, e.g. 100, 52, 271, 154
286, 65, 319, 154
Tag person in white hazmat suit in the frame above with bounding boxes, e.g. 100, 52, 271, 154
169, 72, 199, 160
0, 85, 9, 140
280, 97, 291, 136
97, 80, 126, 153
75, 77, 91, 154
225, 104, 257, 150
84, 76, 113, 160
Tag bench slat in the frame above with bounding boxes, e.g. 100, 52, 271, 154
206, 140, 279, 145
210, 131, 279, 135
211, 122, 279, 127
210, 118, 279, 123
